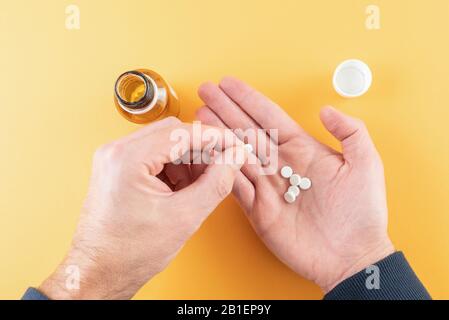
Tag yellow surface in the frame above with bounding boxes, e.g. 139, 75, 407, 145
1, 0, 448, 300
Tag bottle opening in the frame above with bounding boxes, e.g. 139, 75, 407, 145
114, 71, 155, 110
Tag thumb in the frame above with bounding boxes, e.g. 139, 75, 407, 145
173, 144, 250, 220
320, 106, 379, 163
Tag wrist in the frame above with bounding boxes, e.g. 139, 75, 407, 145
39, 247, 139, 300
322, 239, 395, 293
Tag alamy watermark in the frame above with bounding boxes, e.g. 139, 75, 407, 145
365, 265, 380, 290
65, 265, 80, 290
65, 5, 80, 30
169, 122, 279, 176
365, 5, 381, 30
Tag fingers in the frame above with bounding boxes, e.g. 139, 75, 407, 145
198, 82, 264, 141
127, 122, 244, 175
190, 163, 208, 181
156, 171, 176, 191
196, 106, 262, 185
198, 82, 277, 165
172, 145, 249, 222
217, 77, 304, 144
163, 163, 192, 191
232, 171, 255, 213
320, 106, 379, 163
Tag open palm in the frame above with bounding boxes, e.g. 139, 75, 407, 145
196, 77, 394, 292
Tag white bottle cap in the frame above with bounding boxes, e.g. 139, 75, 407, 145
333, 59, 372, 98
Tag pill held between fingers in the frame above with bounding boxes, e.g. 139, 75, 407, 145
299, 177, 312, 190
284, 191, 296, 204
288, 185, 300, 197
289, 174, 301, 186
280, 166, 293, 178
244, 144, 253, 154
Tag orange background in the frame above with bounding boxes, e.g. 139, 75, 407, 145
0, 0, 448, 299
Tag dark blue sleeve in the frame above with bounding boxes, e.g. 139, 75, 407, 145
22, 252, 430, 300
22, 287, 49, 300
324, 251, 431, 300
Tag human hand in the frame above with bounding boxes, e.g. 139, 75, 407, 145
196, 77, 394, 293
39, 117, 248, 299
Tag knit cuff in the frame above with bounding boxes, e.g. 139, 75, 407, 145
22, 287, 50, 300
324, 252, 431, 300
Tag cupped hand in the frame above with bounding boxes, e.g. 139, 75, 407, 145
39, 117, 248, 299
196, 77, 394, 292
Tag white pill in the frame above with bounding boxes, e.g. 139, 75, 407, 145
244, 144, 253, 154
280, 166, 293, 178
289, 174, 301, 186
288, 185, 300, 197
299, 177, 312, 190
333, 59, 372, 98
284, 191, 296, 204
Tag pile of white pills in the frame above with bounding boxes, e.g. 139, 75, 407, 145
280, 166, 312, 204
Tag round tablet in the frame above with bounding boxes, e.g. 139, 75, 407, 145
284, 191, 296, 204
288, 185, 300, 197
333, 59, 372, 98
244, 144, 253, 154
280, 166, 293, 179
299, 177, 312, 190
289, 174, 301, 186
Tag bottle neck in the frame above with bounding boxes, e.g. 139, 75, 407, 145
114, 71, 158, 115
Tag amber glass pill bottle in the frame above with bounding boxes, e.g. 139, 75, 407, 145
114, 69, 180, 124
